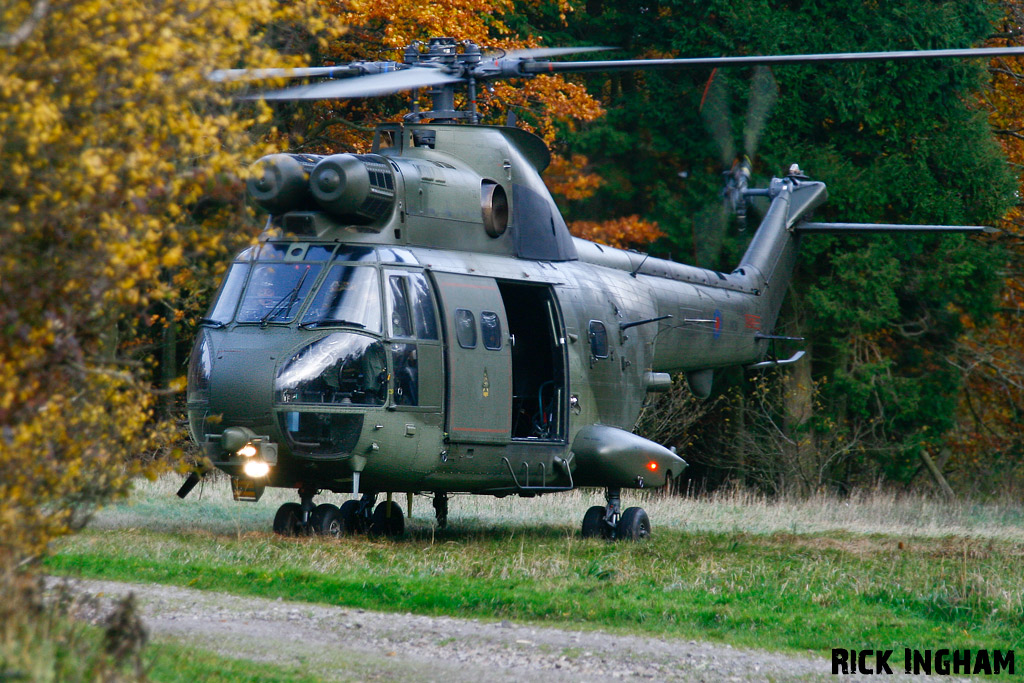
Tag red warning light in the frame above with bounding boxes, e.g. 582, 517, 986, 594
647, 461, 658, 471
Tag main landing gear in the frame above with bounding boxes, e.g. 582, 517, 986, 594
273, 487, 405, 538
581, 487, 651, 541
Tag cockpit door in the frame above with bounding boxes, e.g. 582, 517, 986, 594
431, 272, 512, 444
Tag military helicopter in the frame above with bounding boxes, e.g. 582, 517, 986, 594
180, 37, 1019, 541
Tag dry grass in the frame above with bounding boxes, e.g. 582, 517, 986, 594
93, 475, 1024, 542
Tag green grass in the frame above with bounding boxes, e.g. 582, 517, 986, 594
46, 486, 1024, 663
39, 477, 1024, 680
146, 642, 326, 683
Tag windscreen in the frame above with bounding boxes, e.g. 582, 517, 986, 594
236, 262, 323, 324
301, 265, 382, 332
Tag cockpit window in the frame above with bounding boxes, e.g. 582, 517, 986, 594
301, 265, 381, 332
205, 263, 249, 324
304, 245, 335, 261
275, 333, 387, 406
236, 263, 322, 324
387, 272, 438, 340
334, 246, 377, 262
256, 243, 288, 260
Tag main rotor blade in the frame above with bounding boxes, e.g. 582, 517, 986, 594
208, 66, 364, 82
492, 46, 613, 60
252, 68, 463, 100
522, 45, 1024, 74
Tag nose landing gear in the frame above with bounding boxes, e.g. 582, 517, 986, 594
273, 489, 405, 538
581, 487, 650, 541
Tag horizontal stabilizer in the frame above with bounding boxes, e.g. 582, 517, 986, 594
796, 222, 997, 234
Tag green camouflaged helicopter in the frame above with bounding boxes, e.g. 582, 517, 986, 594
180, 38, 1016, 540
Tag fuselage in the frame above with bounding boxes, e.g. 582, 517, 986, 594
187, 122, 826, 498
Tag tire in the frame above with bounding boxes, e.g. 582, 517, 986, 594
272, 502, 302, 536
311, 503, 342, 537
339, 500, 363, 535
581, 505, 609, 539
369, 500, 405, 538
616, 507, 651, 541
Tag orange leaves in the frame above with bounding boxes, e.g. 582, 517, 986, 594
569, 215, 664, 250
945, 12, 1024, 480
304, 0, 603, 150
546, 154, 664, 250
545, 153, 604, 200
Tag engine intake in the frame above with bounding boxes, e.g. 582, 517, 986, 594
310, 154, 396, 225
247, 154, 323, 215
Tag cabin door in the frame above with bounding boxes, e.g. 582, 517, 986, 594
431, 272, 513, 444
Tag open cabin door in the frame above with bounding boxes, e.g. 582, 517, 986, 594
431, 272, 513, 444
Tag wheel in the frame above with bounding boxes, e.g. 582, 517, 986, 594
369, 500, 405, 538
616, 507, 650, 541
273, 502, 302, 536
339, 499, 364, 534
311, 503, 342, 537
581, 505, 610, 539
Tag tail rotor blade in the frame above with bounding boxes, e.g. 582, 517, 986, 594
699, 68, 735, 168
693, 201, 730, 267
743, 65, 779, 158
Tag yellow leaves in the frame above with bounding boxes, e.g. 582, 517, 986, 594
0, 0, 346, 565
161, 245, 184, 269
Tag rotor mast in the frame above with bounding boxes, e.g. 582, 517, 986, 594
403, 37, 483, 123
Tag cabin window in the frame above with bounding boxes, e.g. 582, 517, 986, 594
301, 265, 381, 332
205, 263, 249, 324
588, 320, 609, 359
275, 333, 387, 406
480, 310, 502, 350
455, 309, 477, 348
236, 262, 322, 324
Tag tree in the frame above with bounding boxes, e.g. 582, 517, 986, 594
0, 0, 341, 568
553, 0, 1015, 491
942, 1, 1024, 494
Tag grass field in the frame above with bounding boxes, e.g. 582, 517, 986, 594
46, 476, 1024, 676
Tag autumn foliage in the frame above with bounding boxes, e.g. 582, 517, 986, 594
945, 4, 1024, 490
0, 0, 341, 568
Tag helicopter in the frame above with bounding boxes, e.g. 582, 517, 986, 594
179, 37, 1019, 541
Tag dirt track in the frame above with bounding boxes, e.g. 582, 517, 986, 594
54, 577, 863, 682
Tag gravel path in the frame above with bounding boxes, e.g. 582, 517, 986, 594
57, 578, 902, 682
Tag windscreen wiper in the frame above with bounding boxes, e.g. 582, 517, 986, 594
299, 319, 367, 330
260, 267, 310, 327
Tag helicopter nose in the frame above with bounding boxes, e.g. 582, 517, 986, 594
207, 336, 279, 434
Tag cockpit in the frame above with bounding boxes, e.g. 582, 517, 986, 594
190, 242, 442, 457
204, 243, 383, 329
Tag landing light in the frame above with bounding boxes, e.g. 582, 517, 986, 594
238, 444, 258, 458
243, 460, 270, 478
